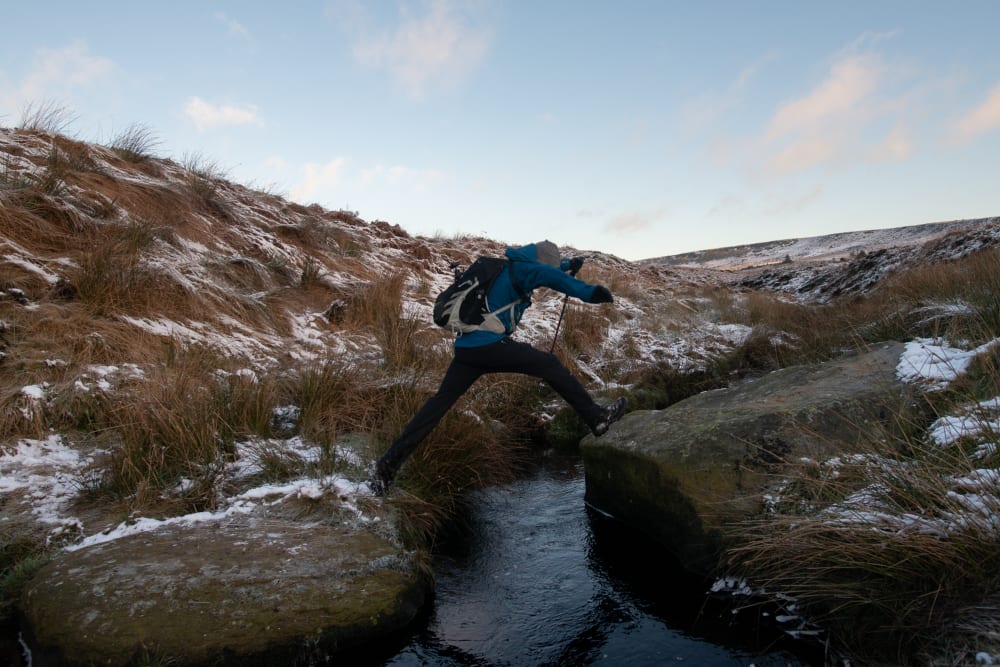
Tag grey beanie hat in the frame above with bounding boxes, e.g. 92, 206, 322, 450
534, 240, 560, 267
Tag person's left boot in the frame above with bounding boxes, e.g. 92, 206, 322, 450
366, 460, 392, 497
590, 397, 627, 436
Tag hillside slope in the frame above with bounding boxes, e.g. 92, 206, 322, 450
644, 218, 996, 270
0, 126, 743, 548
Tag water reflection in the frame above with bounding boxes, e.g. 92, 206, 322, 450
384, 455, 818, 666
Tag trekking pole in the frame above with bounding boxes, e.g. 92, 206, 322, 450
550, 294, 571, 353
550, 257, 584, 353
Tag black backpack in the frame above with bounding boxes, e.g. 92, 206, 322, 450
433, 257, 523, 334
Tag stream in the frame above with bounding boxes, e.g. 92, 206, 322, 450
378, 453, 824, 666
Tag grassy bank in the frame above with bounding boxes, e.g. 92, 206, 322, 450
699, 248, 1000, 665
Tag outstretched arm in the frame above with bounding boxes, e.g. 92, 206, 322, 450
520, 261, 613, 304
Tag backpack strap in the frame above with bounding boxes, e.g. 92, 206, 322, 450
506, 259, 530, 301
478, 261, 530, 335
478, 300, 522, 335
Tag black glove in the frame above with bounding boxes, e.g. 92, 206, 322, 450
568, 256, 585, 275
591, 285, 613, 303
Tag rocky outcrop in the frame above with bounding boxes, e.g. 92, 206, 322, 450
20, 517, 430, 666
581, 341, 913, 575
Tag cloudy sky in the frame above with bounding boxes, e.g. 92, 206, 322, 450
2, 1, 999, 260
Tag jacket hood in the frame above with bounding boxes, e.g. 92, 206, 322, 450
505, 240, 559, 266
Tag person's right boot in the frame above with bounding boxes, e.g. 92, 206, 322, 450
590, 396, 627, 436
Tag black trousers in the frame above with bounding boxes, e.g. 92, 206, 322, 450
378, 338, 603, 480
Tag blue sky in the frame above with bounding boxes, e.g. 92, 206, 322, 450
2, 1, 999, 260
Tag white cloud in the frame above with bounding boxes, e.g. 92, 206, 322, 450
289, 158, 349, 203
765, 54, 881, 143
753, 44, 929, 175
767, 136, 840, 174
604, 210, 664, 234
952, 82, 1000, 143
869, 125, 914, 162
348, 0, 492, 98
184, 97, 263, 131
1, 41, 114, 112
214, 11, 253, 42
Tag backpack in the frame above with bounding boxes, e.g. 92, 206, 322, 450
433, 257, 523, 334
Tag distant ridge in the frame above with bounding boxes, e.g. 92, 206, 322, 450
642, 218, 997, 270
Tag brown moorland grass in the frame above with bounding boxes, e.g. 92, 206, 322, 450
727, 429, 1000, 664
17, 101, 76, 136
556, 300, 610, 357
108, 124, 161, 163
94, 348, 274, 513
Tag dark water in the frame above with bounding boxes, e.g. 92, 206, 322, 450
382, 455, 823, 667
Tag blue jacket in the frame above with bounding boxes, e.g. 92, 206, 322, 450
454, 243, 601, 348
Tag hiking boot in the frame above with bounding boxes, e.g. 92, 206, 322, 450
366, 460, 392, 497
591, 397, 627, 437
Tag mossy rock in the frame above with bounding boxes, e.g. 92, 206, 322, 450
19, 517, 430, 666
582, 342, 914, 574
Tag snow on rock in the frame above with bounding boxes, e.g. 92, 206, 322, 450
0, 435, 93, 539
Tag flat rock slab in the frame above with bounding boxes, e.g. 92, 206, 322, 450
20, 516, 430, 666
582, 341, 911, 574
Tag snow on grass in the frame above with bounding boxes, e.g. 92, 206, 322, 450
6, 374, 379, 551
72, 364, 145, 393
20, 384, 46, 401
64, 501, 259, 552
929, 396, 1000, 458
897, 337, 1000, 390
2, 254, 62, 284
819, 465, 1000, 539
799, 341, 1000, 537
120, 315, 284, 363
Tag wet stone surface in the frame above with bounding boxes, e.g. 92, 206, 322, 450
20, 516, 430, 666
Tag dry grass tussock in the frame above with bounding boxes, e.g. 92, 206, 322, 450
17, 101, 77, 136
102, 359, 235, 512
727, 427, 1000, 663
550, 300, 609, 357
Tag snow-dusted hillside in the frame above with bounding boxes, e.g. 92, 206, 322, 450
645, 218, 997, 270
640, 216, 1000, 304
0, 126, 748, 552
0, 127, 761, 382
730, 217, 1000, 302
